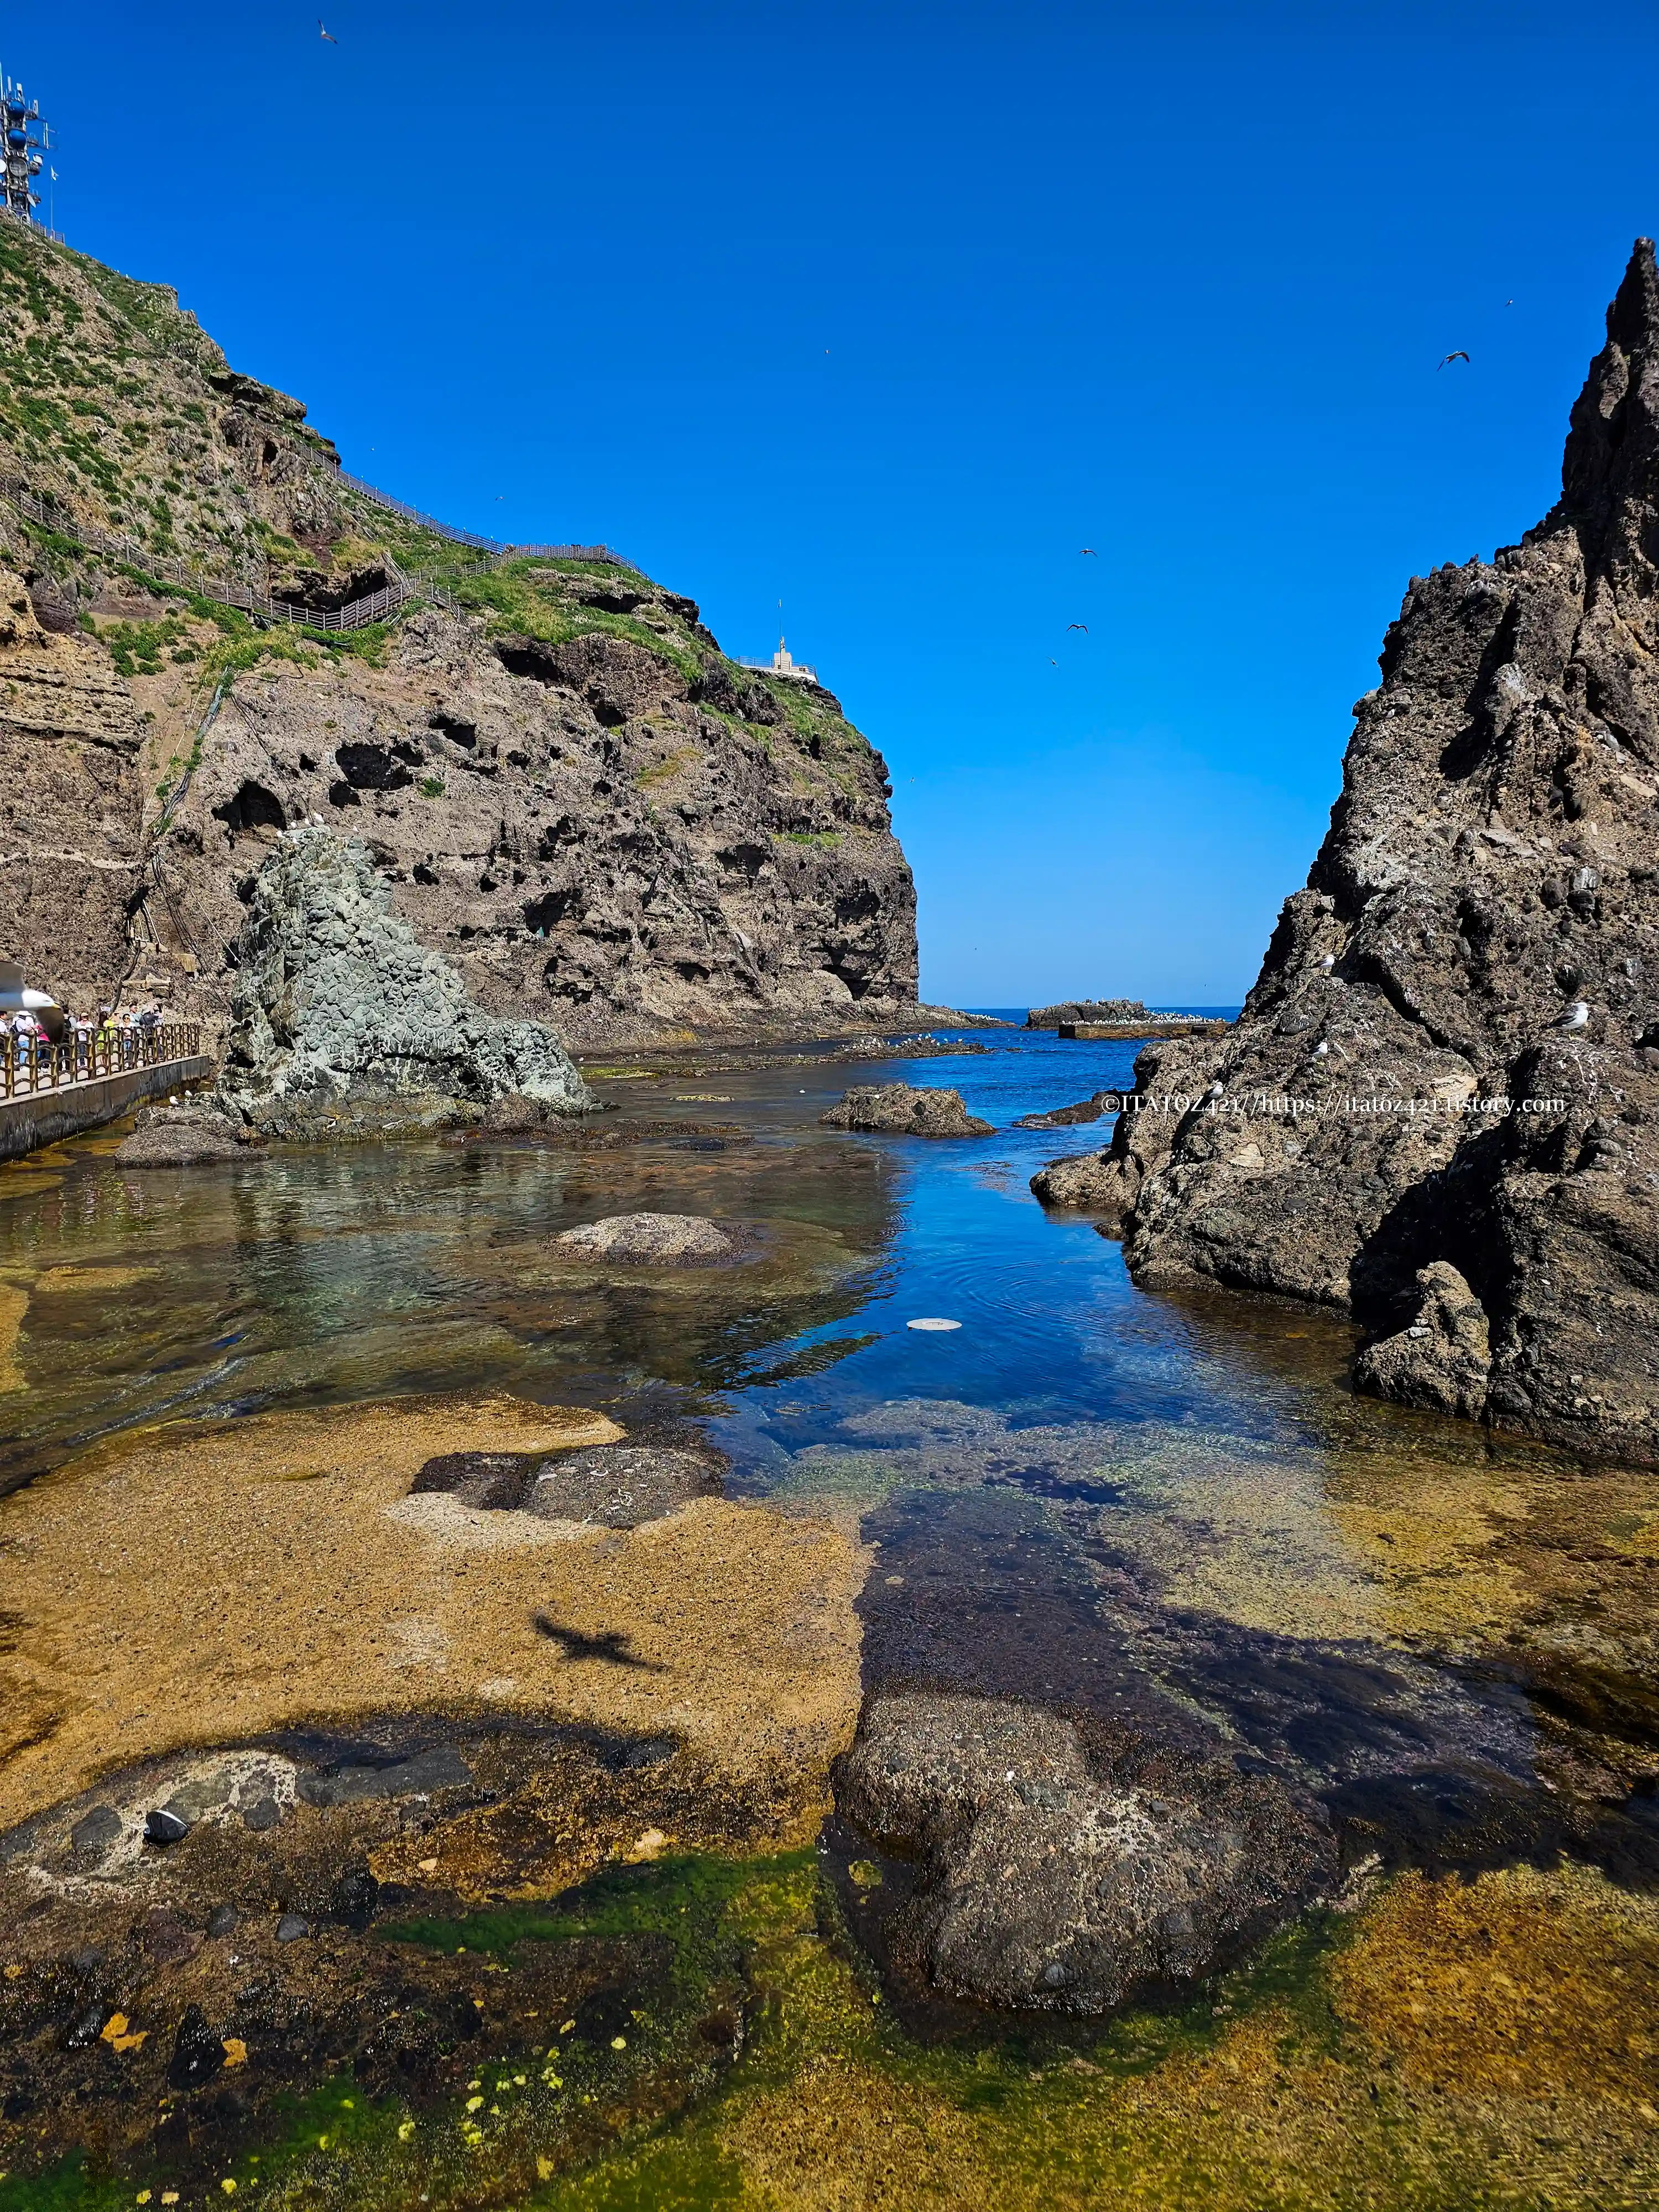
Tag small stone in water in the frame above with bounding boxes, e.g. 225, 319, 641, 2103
144, 1808, 189, 1846
207, 1905, 237, 1938
275, 1913, 310, 1943
69, 1806, 123, 1859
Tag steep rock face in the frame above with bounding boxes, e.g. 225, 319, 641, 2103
0, 568, 142, 1009
149, 604, 915, 1050
218, 829, 589, 1131
1046, 240, 1659, 1463
0, 220, 919, 1046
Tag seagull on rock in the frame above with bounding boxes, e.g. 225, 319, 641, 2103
1553, 1000, 1591, 1032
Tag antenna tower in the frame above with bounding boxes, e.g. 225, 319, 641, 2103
0, 71, 49, 228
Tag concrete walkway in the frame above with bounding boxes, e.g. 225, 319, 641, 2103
0, 1055, 214, 1164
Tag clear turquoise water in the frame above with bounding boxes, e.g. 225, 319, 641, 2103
2, 1019, 1654, 1880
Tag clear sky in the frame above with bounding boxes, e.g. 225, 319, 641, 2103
13, 3, 1659, 1005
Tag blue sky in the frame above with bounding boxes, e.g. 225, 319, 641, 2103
16, 3, 1659, 1005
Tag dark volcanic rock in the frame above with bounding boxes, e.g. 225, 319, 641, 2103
1042, 239, 1659, 1463
295, 1746, 471, 1808
1352, 1260, 1492, 1420
168, 2004, 226, 2091
410, 1451, 536, 1510
1014, 1092, 1114, 1130
0, 223, 921, 1050
524, 1444, 724, 1528
67, 1806, 122, 1860
835, 1691, 1335, 2016
820, 1084, 993, 1137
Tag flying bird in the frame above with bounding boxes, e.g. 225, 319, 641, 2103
319, 19, 338, 40
1079, 547, 1098, 556
1066, 622, 1088, 633
1437, 351, 1470, 371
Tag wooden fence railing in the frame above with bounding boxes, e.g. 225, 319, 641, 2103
1, 1023, 204, 1100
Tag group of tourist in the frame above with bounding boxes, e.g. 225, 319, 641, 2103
4, 1001, 170, 1071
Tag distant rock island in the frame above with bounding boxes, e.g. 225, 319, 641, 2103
1026, 999, 1151, 1027
1026, 1000, 1230, 1039
0, 222, 921, 1049
1037, 238, 1659, 1466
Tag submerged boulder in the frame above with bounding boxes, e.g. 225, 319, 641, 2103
821, 1084, 993, 1137
409, 1451, 536, 1510
836, 1690, 1335, 2016
217, 829, 590, 1134
116, 1104, 260, 1167
554, 1212, 736, 1264
524, 1444, 724, 1528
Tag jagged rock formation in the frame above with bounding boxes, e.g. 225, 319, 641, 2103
0, 567, 142, 1009
0, 221, 919, 1047
1038, 239, 1659, 1464
218, 828, 590, 1132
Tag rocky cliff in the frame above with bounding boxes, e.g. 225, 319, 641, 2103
218, 830, 590, 1133
1040, 239, 1659, 1466
0, 219, 918, 1047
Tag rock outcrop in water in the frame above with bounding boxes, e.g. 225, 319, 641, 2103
1037, 239, 1659, 1464
820, 1084, 993, 1136
0, 220, 920, 1048
218, 828, 589, 1132
836, 1690, 1335, 2015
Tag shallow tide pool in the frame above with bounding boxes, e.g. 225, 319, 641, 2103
1, 1024, 1656, 2209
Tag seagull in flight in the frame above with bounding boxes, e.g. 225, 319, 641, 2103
1437, 351, 1470, 371
1079, 547, 1098, 556
1066, 622, 1088, 633
319, 19, 338, 40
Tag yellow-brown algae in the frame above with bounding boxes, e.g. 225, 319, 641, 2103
32, 1264, 160, 1291
0, 1277, 25, 1391
0, 1392, 867, 1833
1329, 1861, 1659, 2103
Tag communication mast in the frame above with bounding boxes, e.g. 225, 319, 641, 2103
0, 71, 49, 228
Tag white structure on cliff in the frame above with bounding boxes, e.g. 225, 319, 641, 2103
738, 637, 817, 684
